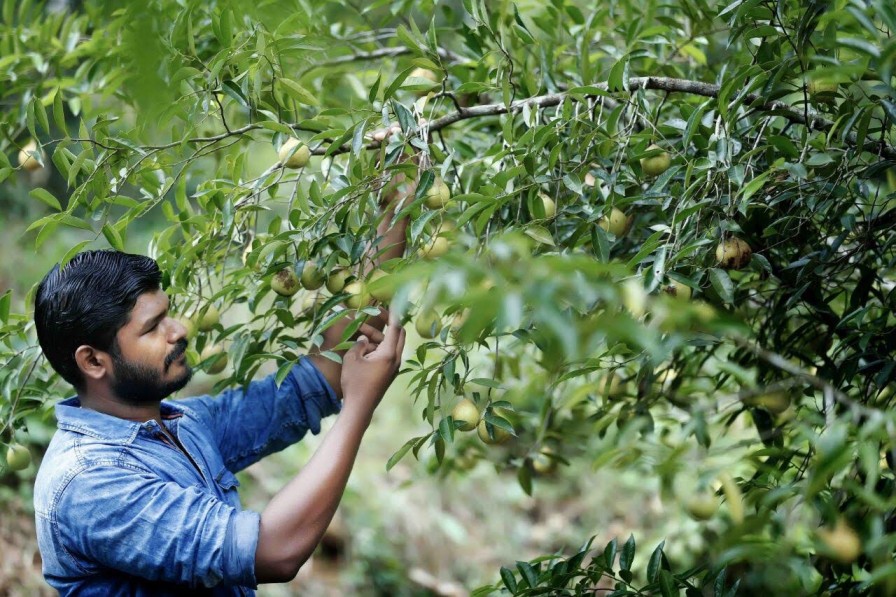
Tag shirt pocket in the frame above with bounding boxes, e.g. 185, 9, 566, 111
213, 467, 242, 507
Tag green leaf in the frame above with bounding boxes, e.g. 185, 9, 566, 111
524, 225, 554, 246
0, 290, 10, 324
386, 436, 420, 471
517, 463, 532, 496
500, 567, 517, 592
29, 188, 61, 211
102, 223, 124, 251
279, 78, 319, 106
619, 534, 635, 571
659, 569, 678, 597
708, 268, 735, 304
647, 541, 665, 582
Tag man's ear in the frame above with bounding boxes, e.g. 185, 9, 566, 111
74, 345, 113, 382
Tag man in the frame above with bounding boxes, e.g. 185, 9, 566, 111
32, 161, 412, 594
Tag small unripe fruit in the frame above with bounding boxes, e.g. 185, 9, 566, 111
18, 140, 44, 171
279, 137, 310, 168
301, 262, 326, 290
5, 443, 31, 471
344, 280, 371, 309
640, 144, 671, 177
451, 399, 480, 431
367, 269, 393, 302
531, 446, 557, 475
197, 305, 220, 332
419, 235, 450, 259
598, 207, 629, 237
271, 268, 300, 297
477, 418, 511, 445
415, 308, 442, 339
326, 268, 349, 294
715, 237, 752, 270
817, 519, 861, 564
538, 193, 556, 219
200, 344, 227, 374
424, 176, 451, 209
685, 492, 718, 520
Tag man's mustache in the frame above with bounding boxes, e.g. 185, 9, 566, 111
164, 339, 189, 370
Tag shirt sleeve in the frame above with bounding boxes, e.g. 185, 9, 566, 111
56, 464, 260, 589
178, 358, 341, 472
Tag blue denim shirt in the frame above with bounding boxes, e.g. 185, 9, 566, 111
34, 358, 340, 596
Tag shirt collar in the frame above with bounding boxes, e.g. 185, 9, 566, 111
55, 397, 186, 444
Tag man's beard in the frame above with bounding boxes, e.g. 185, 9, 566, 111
110, 339, 193, 405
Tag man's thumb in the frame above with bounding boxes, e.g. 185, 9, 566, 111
349, 335, 369, 356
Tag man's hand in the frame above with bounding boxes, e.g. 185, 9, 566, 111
340, 312, 406, 419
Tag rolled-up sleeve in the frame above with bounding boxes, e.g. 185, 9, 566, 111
57, 465, 260, 588
179, 357, 341, 472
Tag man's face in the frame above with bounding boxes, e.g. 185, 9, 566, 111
108, 290, 192, 404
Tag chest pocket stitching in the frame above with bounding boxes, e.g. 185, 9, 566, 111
215, 468, 240, 491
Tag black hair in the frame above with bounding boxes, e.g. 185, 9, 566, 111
34, 250, 162, 389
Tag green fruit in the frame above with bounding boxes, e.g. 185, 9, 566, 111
715, 237, 752, 270
598, 207, 628, 237
746, 390, 791, 415
664, 280, 692, 300
344, 280, 371, 309
537, 192, 556, 219
5, 443, 31, 471
451, 398, 480, 431
415, 309, 442, 339
419, 235, 450, 259
301, 293, 326, 316
532, 447, 557, 475
271, 268, 300, 297
326, 268, 349, 294
175, 317, 197, 341
18, 140, 44, 171
300, 262, 326, 290
808, 79, 839, 98
685, 492, 718, 520
424, 176, 451, 209
640, 144, 671, 177
367, 269, 393, 302
197, 305, 220, 332
279, 137, 310, 168
477, 418, 511, 445
200, 344, 227, 374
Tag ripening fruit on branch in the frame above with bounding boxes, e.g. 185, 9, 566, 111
817, 519, 862, 564
664, 279, 692, 300
745, 390, 791, 415
537, 192, 556, 219
598, 207, 629, 237
300, 262, 326, 290
640, 144, 671, 177
414, 308, 442, 339
200, 343, 227, 374
175, 316, 197, 341
301, 293, 326, 316
343, 280, 371, 310
197, 305, 220, 332
685, 492, 718, 520
715, 237, 752, 270
451, 398, 480, 431
5, 443, 32, 471
408, 67, 441, 96
366, 269, 393, 302
477, 418, 511, 445
424, 176, 451, 209
531, 446, 557, 475
326, 268, 349, 294
271, 268, 300, 297
18, 139, 45, 171
278, 137, 310, 168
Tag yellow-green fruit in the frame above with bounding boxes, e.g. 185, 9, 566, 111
808, 80, 839, 98
665, 280, 692, 300
685, 492, 718, 520
18, 140, 44, 171
532, 447, 557, 475
279, 137, 310, 168
197, 305, 220, 332
419, 235, 450, 259
271, 268, 300, 297
598, 207, 628, 237
409, 67, 440, 95
538, 193, 556, 219
415, 308, 442, 339
640, 144, 671, 177
301, 293, 326, 316
367, 269, 393, 302
451, 398, 480, 431
477, 418, 511, 445
817, 519, 861, 564
175, 317, 197, 341
747, 390, 791, 415
300, 262, 326, 290
715, 237, 752, 270
326, 268, 349, 294
5, 443, 31, 471
344, 280, 371, 310
201, 344, 227, 374
449, 309, 469, 336
424, 176, 451, 209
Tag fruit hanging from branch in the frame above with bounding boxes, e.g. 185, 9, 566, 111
424, 176, 451, 209
17, 139, 44, 171
197, 305, 220, 332
451, 398, 480, 431
278, 137, 310, 169
200, 343, 227, 374
640, 144, 671, 177
715, 237, 752, 270
301, 262, 326, 290
271, 268, 300, 297
598, 207, 630, 238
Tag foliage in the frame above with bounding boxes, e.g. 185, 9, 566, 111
2, 0, 896, 593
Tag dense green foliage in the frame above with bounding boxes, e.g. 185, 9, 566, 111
2, 0, 895, 593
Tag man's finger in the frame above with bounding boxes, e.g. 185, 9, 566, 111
358, 323, 385, 344
395, 326, 407, 361
383, 311, 403, 350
